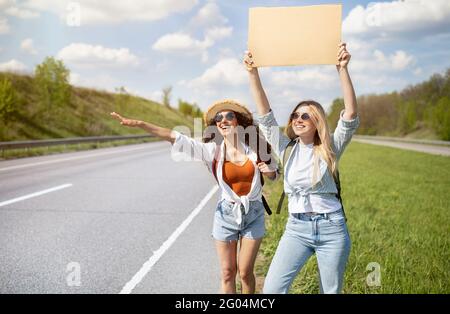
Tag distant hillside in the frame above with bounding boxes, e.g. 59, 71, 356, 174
0, 71, 195, 142
327, 69, 450, 141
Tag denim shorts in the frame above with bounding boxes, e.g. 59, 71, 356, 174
212, 199, 266, 242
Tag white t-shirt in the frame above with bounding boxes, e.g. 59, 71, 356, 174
285, 141, 342, 213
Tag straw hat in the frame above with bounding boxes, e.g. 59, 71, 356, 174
203, 99, 253, 125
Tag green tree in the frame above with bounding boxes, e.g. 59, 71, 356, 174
397, 100, 418, 134
34, 56, 71, 118
178, 99, 192, 116
178, 99, 203, 118
429, 96, 450, 140
162, 86, 172, 108
192, 103, 203, 118
0, 77, 18, 125
327, 98, 344, 129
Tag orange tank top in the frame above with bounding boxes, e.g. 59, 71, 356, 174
222, 159, 254, 196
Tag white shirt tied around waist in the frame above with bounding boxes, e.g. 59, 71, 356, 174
171, 131, 264, 225
284, 140, 342, 214
257, 109, 360, 214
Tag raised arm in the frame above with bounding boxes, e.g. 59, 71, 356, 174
110, 112, 175, 144
332, 43, 360, 158
244, 51, 271, 115
336, 43, 357, 119
243, 51, 291, 158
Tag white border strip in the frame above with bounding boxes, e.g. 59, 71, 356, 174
0, 183, 73, 207
119, 185, 219, 294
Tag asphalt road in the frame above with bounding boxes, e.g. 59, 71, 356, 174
0, 141, 221, 294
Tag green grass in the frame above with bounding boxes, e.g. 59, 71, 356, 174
257, 142, 450, 293
0, 71, 195, 142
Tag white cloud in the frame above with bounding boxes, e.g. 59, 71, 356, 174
152, 3, 232, 62
69, 72, 118, 91
152, 27, 232, 61
390, 50, 415, 70
371, 49, 416, 71
189, 1, 227, 27
152, 33, 211, 55
0, 59, 27, 72
182, 58, 247, 89
0, 0, 13, 10
343, 0, 450, 39
0, 17, 10, 34
343, 47, 417, 99
23, 0, 198, 25
57, 43, 139, 67
20, 38, 38, 55
0, 0, 38, 19
205, 26, 232, 42
6, 6, 39, 18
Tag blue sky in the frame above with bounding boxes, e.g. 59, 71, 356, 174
1, 0, 450, 123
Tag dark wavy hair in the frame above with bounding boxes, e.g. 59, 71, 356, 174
202, 111, 272, 163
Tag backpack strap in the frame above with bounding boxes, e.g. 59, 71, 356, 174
276, 140, 296, 214
257, 155, 272, 215
334, 170, 347, 222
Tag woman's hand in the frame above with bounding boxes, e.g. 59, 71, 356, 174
257, 162, 272, 173
110, 112, 143, 128
336, 42, 351, 71
257, 162, 277, 180
246, 50, 271, 115
243, 50, 257, 73
110, 112, 175, 143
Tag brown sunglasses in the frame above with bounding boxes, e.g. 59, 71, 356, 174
290, 112, 310, 121
214, 112, 236, 123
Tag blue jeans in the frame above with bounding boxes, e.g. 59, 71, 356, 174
263, 209, 351, 294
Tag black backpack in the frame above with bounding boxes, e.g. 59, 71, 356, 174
276, 140, 346, 220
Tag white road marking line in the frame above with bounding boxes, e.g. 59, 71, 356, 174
0, 183, 73, 207
0, 146, 169, 172
119, 185, 219, 294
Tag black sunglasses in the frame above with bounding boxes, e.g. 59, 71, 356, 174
214, 112, 236, 123
290, 112, 310, 121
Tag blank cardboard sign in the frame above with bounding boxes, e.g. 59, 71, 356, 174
248, 4, 342, 67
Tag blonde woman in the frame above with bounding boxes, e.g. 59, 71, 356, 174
244, 43, 359, 293
111, 100, 277, 293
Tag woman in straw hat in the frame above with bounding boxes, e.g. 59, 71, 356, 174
110, 99, 277, 293
243, 43, 359, 293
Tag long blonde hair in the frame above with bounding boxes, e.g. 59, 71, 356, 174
286, 100, 337, 185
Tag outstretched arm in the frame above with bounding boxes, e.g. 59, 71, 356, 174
336, 43, 357, 119
244, 51, 271, 115
110, 112, 175, 144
